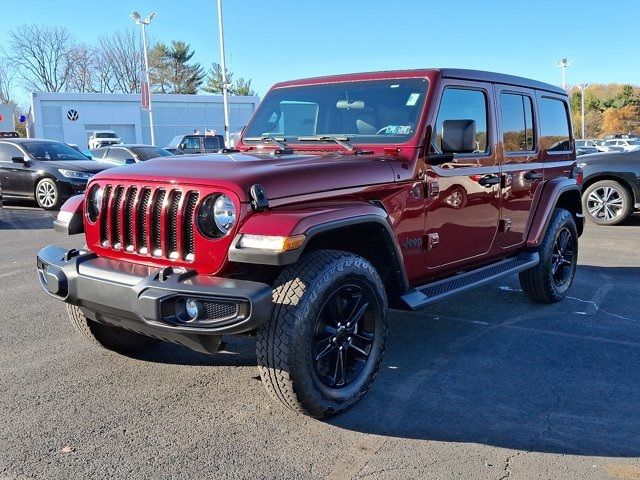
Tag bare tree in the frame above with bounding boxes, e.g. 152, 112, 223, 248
0, 59, 14, 102
67, 44, 95, 93
92, 49, 118, 93
97, 29, 144, 93
6, 24, 75, 92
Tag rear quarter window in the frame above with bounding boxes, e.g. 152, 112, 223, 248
539, 97, 571, 152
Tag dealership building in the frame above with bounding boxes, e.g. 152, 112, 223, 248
27, 92, 260, 148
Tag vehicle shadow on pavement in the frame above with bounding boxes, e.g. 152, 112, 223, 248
0, 203, 57, 230
332, 265, 640, 457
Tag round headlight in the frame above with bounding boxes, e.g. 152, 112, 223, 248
87, 185, 103, 222
197, 194, 236, 238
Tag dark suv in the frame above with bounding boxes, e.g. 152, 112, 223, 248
38, 69, 583, 418
165, 134, 226, 155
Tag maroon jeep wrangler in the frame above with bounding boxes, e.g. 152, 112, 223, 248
37, 69, 583, 418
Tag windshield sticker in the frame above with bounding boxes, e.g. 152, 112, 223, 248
384, 125, 412, 135
406, 93, 420, 106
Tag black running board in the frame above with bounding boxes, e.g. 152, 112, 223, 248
400, 252, 539, 310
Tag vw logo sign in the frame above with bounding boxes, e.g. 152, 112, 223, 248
67, 109, 79, 121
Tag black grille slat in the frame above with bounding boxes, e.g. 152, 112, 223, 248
168, 191, 182, 255
99, 186, 112, 244
124, 187, 137, 248
183, 192, 199, 259
152, 190, 166, 253
111, 186, 125, 246
137, 188, 152, 251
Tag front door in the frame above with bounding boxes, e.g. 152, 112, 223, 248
496, 87, 543, 247
0, 142, 32, 197
424, 82, 501, 271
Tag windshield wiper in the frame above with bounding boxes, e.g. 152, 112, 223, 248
298, 135, 367, 155
244, 136, 294, 154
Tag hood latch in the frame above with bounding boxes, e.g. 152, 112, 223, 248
250, 184, 269, 212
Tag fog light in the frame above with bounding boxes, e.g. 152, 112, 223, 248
185, 298, 203, 321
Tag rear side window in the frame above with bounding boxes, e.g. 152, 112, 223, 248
500, 93, 534, 152
434, 88, 488, 153
539, 97, 571, 152
204, 136, 221, 149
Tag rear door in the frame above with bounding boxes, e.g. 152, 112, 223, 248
424, 81, 501, 271
496, 87, 542, 248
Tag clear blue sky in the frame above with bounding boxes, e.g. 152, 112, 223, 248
3, 0, 640, 101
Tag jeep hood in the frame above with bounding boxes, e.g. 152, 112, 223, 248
92, 152, 397, 201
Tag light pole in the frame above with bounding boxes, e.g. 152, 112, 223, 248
577, 83, 590, 140
216, 0, 231, 147
554, 58, 574, 90
131, 11, 156, 146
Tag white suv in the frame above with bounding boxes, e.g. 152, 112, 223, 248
604, 139, 640, 152
88, 130, 121, 149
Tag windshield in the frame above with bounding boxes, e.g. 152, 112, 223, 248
167, 135, 184, 148
24, 142, 90, 161
243, 78, 428, 145
132, 146, 174, 161
628, 140, 640, 145
96, 132, 117, 139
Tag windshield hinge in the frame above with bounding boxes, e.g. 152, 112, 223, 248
250, 184, 269, 212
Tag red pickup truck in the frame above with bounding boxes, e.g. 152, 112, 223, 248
38, 69, 583, 418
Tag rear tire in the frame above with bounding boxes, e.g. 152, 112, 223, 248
519, 208, 578, 303
256, 250, 388, 419
67, 304, 160, 354
582, 179, 631, 226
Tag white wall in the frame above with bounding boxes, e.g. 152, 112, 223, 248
29, 92, 259, 148
0, 103, 14, 131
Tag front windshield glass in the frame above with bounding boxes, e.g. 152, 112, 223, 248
244, 78, 428, 145
132, 147, 174, 161
167, 135, 185, 148
24, 141, 90, 161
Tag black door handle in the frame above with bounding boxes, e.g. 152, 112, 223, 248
524, 171, 543, 181
477, 174, 501, 187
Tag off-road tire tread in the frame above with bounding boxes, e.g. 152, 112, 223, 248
256, 250, 387, 418
519, 208, 577, 304
66, 304, 159, 354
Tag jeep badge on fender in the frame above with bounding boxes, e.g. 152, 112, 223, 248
37, 69, 583, 419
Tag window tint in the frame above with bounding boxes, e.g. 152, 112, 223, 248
434, 88, 488, 153
131, 147, 173, 161
500, 93, 534, 152
204, 136, 221, 149
0, 142, 24, 160
22, 141, 88, 160
183, 137, 200, 150
108, 148, 133, 162
89, 149, 106, 159
539, 98, 571, 152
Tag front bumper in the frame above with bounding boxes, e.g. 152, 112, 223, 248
36, 245, 272, 354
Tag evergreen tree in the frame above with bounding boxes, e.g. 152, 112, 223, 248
150, 41, 204, 94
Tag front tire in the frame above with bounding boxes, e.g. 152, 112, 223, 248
256, 250, 388, 419
582, 180, 631, 226
519, 208, 578, 303
35, 178, 60, 210
67, 304, 160, 354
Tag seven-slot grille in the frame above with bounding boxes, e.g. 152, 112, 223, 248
98, 185, 200, 261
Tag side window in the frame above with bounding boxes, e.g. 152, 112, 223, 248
204, 136, 220, 149
539, 97, 571, 152
0, 143, 24, 161
500, 93, 534, 152
434, 88, 488, 154
183, 137, 200, 150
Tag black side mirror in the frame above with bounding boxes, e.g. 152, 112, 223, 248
179, 143, 186, 150
441, 119, 476, 154
11, 156, 26, 164
124, 158, 136, 164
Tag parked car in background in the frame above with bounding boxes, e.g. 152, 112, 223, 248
89, 144, 174, 166
576, 146, 599, 156
604, 139, 640, 152
0, 139, 109, 210
576, 139, 609, 152
165, 133, 226, 154
88, 130, 121, 149
578, 150, 640, 225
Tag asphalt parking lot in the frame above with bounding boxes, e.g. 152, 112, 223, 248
1, 204, 639, 480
